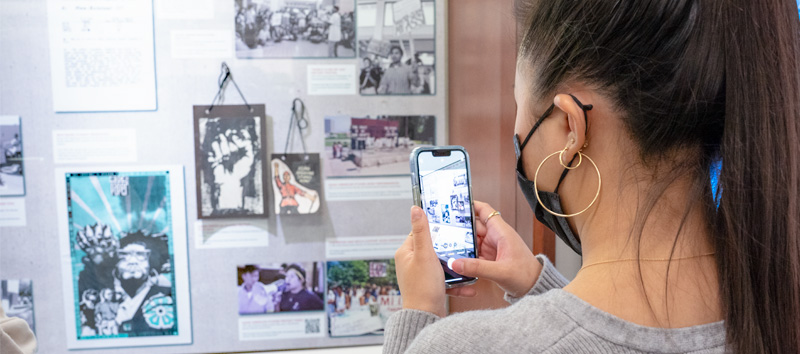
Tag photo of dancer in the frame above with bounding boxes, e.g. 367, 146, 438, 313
357, 0, 435, 95
237, 262, 325, 315
326, 259, 402, 337
271, 154, 322, 215
235, 0, 355, 58
194, 105, 269, 219
1, 279, 35, 334
0, 116, 24, 196
324, 115, 435, 177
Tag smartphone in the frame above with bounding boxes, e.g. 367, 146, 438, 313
410, 146, 478, 288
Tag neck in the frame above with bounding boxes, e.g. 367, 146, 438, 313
563, 168, 722, 328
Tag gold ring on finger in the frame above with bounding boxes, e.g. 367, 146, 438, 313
484, 211, 501, 224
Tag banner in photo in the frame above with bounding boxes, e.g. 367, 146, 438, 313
1, 279, 35, 334
235, 1, 356, 59
56, 166, 191, 349
326, 259, 402, 337
324, 115, 435, 178
357, 0, 435, 95
237, 262, 325, 315
271, 154, 322, 215
0, 116, 24, 197
194, 105, 269, 219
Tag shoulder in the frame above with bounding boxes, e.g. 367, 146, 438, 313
406, 291, 578, 353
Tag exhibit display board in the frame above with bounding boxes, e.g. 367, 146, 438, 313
0, 0, 447, 352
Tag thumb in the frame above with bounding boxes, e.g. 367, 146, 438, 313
452, 258, 502, 280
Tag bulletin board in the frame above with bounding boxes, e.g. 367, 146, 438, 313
0, 0, 448, 352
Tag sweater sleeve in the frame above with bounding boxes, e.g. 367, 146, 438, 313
382, 309, 440, 354
504, 255, 569, 305
0, 305, 37, 354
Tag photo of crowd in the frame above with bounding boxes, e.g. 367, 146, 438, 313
326, 260, 402, 337
235, 0, 356, 58
357, 0, 436, 95
237, 262, 325, 315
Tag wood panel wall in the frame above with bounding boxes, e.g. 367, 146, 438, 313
446, 0, 555, 313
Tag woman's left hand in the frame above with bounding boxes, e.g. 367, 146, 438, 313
395, 206, 446, 318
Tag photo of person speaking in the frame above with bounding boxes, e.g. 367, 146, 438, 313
237, 262, 325, 315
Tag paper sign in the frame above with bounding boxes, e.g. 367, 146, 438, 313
308, 65, 357, 96
53, 129, 137, 164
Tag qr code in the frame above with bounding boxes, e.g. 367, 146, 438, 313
305, 319, 320, 334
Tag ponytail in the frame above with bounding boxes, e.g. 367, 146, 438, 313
716, 0, 800, 352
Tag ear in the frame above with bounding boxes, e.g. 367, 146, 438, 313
553, 93, 588, 165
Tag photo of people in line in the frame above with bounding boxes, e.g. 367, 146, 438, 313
326, 259, 402, 337
0, 116, 24, 196
324, 115, 435, 177
271, 154, 322, 215
357, 0, 435, 95
1, 279, 35, 334
65, 171, 180, 340
235, 0, 355, 58
237, 263, 325, 315
195, 107, 268, 219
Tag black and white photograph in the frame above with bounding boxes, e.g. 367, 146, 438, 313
238, 263, 325, 315
194, 105, 269, 219
357, 0, 435, 95
235, 0, 356, 58
324, 115, 436, 177
1, 279, 35, 334
271, 154, 322, 215
0, 116, 24, 197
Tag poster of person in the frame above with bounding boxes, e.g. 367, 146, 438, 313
0, 116, 24, 197
357, 0, 435, 95
194, 105, 269, 219
235, 0, 356, 58
237, 263, 325, 315
324, 115, 435, 177
55, 166, 191, 349
271, 154, 322, 215
326, 259, 402, 337
1, 279, 35, 334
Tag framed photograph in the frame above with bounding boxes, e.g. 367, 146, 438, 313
357, 0, 436, 95
0, 116, 24, 197
235, 0, 356, 58
1, 279, 35, 334
55, 166, 191, 349
194, 104, 269, 219
271, 153, 322, 215
326, 259, 402, 337
324, 115, 436, 177
237, 262, 325, 315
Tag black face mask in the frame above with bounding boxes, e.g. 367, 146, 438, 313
514, 94, 593, 255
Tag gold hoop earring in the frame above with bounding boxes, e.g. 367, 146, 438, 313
533, 150, 601, 218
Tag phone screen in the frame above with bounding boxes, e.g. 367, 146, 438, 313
416, 149, 477, 285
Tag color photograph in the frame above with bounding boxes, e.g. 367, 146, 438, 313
324, 115, 435, 177
326, 259, 402, 337
271, 153, 322, 215
237, 262, 325, 315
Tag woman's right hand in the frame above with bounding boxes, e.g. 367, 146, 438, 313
447, 201, 542, 298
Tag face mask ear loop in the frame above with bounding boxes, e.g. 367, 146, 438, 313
519, 104, 555, 151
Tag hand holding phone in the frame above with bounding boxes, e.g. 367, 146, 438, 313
447, 201, 543, 298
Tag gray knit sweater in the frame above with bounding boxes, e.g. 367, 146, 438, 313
383, 256, 726, 353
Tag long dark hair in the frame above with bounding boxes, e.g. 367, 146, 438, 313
514, 0, 800, 352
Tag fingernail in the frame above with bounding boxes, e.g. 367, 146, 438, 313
410, 206, 422, 221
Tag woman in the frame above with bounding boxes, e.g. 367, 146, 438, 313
386, 0, 800, 353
